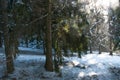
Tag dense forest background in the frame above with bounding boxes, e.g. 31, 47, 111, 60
0, 0, 120, 77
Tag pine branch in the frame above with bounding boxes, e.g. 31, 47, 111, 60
26, 13, 48, 26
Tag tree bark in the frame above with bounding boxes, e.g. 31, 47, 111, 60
0, 32, 2, 47
109, 37, 113, 55
99, 45, 101, 54
25, 36, 28, 47
89, 40, 92, 53
0, 2, 3, 48
1, 0, 14, 74
10, 29, 19, 59
44, 0, 53, 71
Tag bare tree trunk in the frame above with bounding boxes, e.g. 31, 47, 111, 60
43, 37, 46, 55
89, 40, 92, 53
99, 45, 101, 54
0, 32, 2, 47
109, 13, 113, 55
25, 36, 28, 48
109, 37, 113, 55
44, 0, 53, 71
1, 0, 14, 74
10, 29, 19, 59
0, 3, 3, 47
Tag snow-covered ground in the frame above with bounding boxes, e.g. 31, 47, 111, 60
0, 47, 44, 55
0, 49, 120, 80
62, 52, 120, 80
18, 47, 43, 53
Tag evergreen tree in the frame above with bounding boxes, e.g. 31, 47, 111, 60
1, 0, 14, 74
44, 0, 53, 71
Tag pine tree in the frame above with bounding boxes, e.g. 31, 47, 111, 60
1, 0, 14, 74
44, 0, 53, 71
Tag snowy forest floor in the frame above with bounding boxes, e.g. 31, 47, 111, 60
0, 48, 120, 80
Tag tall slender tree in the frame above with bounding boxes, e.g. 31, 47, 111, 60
0, 32, 2, 47
1, 0, 14, 74
0, 1, 3, 48
44, 0, 53, 71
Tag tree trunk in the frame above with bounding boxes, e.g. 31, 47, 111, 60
109, 37, 113, 55
78, 50, 82, 58
1, 0, 14, 74
99, 45, 101, 54
43, 38, 46, 55
25, 36, 28, 47
89, 40, 92, 53
10, 29, 19, 59
0, 32, 2, 47
0, 2, 3, 48
44, 0, 53, 71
